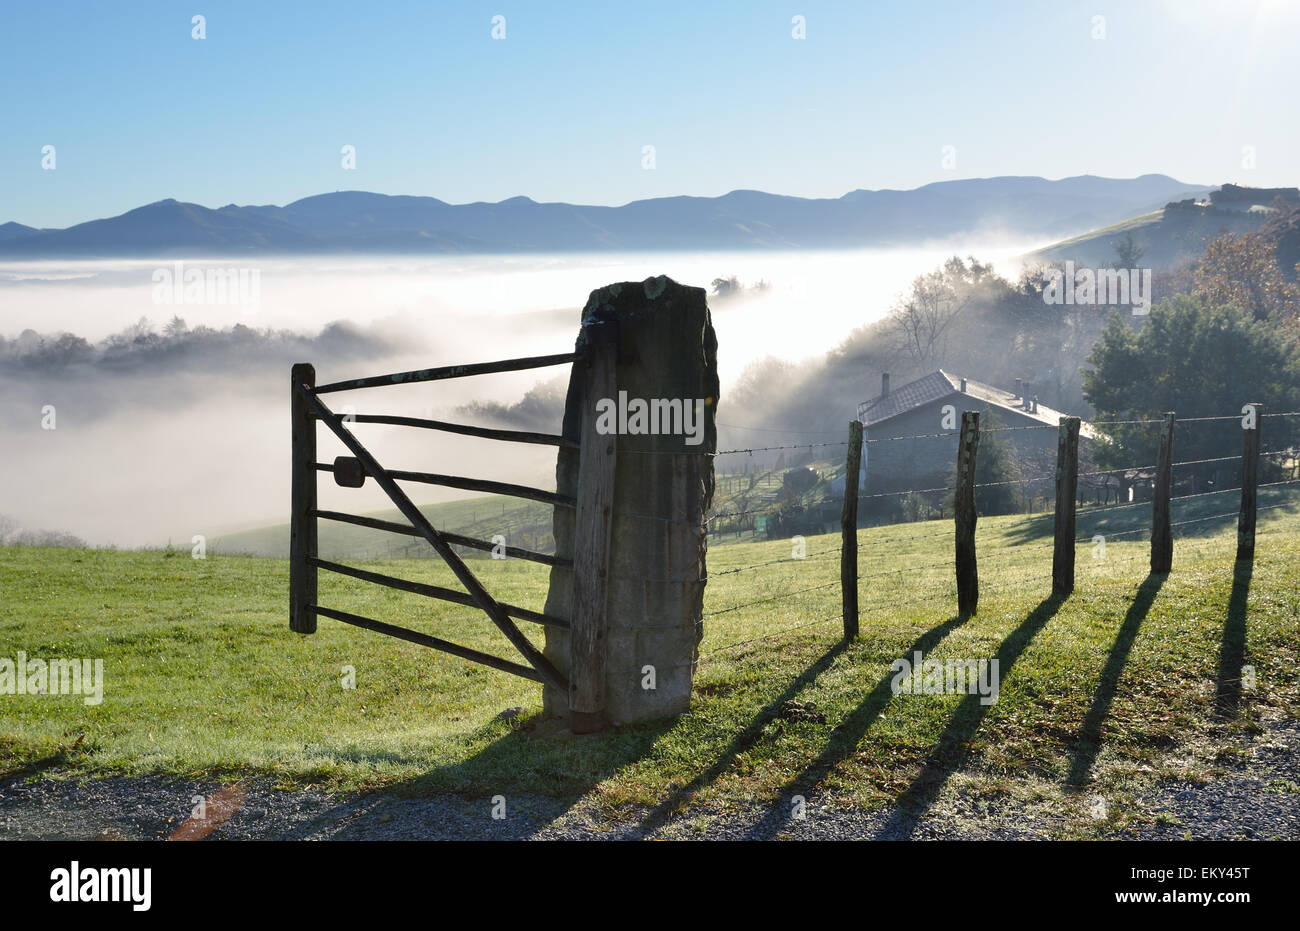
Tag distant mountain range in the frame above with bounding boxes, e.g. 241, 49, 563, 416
0, 174, 1211, 257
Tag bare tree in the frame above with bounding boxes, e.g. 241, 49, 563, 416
887, 269, 967, 370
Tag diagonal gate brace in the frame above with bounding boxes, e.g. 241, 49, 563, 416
295, 381, 569, 693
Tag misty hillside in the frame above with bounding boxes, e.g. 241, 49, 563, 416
1027, 183, 1300, 269
0, 174, 1209, 257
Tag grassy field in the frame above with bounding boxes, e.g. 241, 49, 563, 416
2, 485, 1298, 836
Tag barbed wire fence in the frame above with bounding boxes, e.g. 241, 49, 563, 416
693, 405, 1300, 658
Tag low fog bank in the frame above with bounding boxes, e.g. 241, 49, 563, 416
1, 317, 411, 415
0, 315, 569, 549
0, 246, 1041, 548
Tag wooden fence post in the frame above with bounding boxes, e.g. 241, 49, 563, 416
568, 320, 618, 734
955, 410, 980, 615
1052, 416, 1081, 596
289, 362, 318, 633
1150, 411, 1175, 574
841, 420, 862, 639
1237, 403, 1262, 562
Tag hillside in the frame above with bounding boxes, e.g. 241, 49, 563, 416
1027, 183, 1299, 269
0, 174, 1208, 257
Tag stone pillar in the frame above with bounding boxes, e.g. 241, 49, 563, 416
543, 276, 718, 726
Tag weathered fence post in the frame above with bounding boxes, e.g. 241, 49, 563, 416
289, 362, 318, 633
841, 420, 862, 639
1237, 403, 1261, 562
1151, 411, 1175, 574
567, 319, 618, 734
543, 276, 718, 728
955, 410, 980, 615
1052, 416, 1081, 596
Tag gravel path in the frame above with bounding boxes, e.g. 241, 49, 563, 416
1124, 718, 1300, 841
3, 719, 1295, 841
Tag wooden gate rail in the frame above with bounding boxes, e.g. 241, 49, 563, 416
313, 509, 570, 567
314, 461, 575, 508
293, 375, 568, 692
347, 414, 578, 448
309, 557, 569, 628
312, 606, 545, 682
313, 352, 579, 394
382, 469, 571, 507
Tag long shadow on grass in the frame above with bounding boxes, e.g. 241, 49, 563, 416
1214, 559, 1252, 719
1065, 573, 1165, 789
739, 613, 970, 839
277, 640, 847, 839
1003, 489, 1247, 548
629, 639, 852, 838
299, 640, 851, 839
876, 593, 1066, 839
274, 713, 680, 840
400, 715, 677, 802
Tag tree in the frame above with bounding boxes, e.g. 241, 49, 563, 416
711, 276, 741, 297
1083, 297, 1300, 487
1193, 231, 1300, 324
888, 267, 967, 370
1112, 231, 1145, 268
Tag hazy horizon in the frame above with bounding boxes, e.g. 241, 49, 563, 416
5, 1, 1298, 228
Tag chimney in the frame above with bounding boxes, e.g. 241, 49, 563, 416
959, 377, 967, 392
1032, 395, 1039, 414
1014, 377, 1023, 400
881, 372, 890, 398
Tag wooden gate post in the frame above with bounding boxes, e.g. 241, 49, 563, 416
1150, 412, 1175, 574
955, 410, 980, 615
289, 362, 318, 633
1237, 403, 1262, 562
568, 319, 618, 734
542, 277, 718, 727
1052, 416, 1081, 595
841, 420, 862, 639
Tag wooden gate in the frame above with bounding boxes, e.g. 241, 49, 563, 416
287, 351, 590, 691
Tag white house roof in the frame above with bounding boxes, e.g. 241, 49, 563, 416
857, 370, 1099, 439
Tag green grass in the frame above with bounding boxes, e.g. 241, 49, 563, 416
2, 485, 1298, 837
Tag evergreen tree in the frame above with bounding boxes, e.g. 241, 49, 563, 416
1083, 297, 1300, 486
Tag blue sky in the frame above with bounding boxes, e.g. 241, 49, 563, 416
3, 0, 1298, 227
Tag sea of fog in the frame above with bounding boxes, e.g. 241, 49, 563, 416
0, 246, 1038, 548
